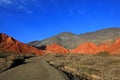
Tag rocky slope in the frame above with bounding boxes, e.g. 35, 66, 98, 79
70, 42, 110, 54
70, 42, 99, 54
28, 28, 120, 49
29, 32, 81, 49
0, 33, 43, 55
71, 37, 120, 54
45, 43, 69, 54
107, 38, 120, 54
28, 28, 120, 54
79, 28, 120, 45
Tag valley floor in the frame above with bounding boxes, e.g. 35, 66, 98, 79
42, 53, 120, 80
0, 53, 120, 80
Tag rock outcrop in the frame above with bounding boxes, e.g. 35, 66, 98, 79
46, 43, 69, 54
71, 38, 120, 54
70, 42, 98, 54
107, 38, 120, 54
0, 33, 43, 55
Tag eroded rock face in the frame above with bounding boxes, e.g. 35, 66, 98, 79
97, 42, 111, 52
107, 38, 120, 54
0, 33, 43, 55
45, 42, 110, 54
70, 42, 98, 54
46, 43, 69, 54
70, 38, 120, 54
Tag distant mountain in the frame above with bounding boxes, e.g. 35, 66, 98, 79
79, 28, 120, 45
29, 32, 81, 49
1, 28, 120, 55
0, 33, 43, 55
28, 28, 120, 49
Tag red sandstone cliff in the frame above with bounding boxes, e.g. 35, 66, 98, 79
45, 43, 69, 54
106, 38, 120, 54
70, 42, 98, 54
0, 33, 43, 55
71, 38, 120, 54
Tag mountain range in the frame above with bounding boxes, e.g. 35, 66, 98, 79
1, 28, 120, 54
28, 28, 120, 49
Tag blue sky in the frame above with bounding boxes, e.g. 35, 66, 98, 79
0, 0, 120, 43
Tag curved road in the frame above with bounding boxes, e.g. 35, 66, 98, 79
0, 57, 67, 80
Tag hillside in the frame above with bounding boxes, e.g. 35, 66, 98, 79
45, 43, 69, 54
79, 28, 120, 45
29, 32, 81, 49
28, 28, 120, 49
0, 33, 43, 55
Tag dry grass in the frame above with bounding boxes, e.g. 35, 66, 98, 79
42, 53, 120, 80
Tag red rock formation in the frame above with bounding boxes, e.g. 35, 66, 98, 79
70, 42, 112, 54
70, 42, 98, 54
46, 43, 69, 54
0, 33, 43, 55
1, 33, 120, 55
97, 42, 111, 52
107, 38, 120, 54
70, 38, 120, 54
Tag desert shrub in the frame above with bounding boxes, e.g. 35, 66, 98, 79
7, 54, 16, 60
42, 53, 120, 80
96, 51, 111, 56
79, 55, 96, 65
0, 51, 10, 58
23, 53, 36, 59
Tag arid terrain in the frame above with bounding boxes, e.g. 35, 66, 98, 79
0, 28, 120, 80
0, 52, 120, 80
0, 55, 67, 80
42, 53, 120, 80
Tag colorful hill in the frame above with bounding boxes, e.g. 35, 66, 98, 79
28, 28, 120, 49
0, 33, 43, 55
1, 28, 120, 55
45, 43, 69, 54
